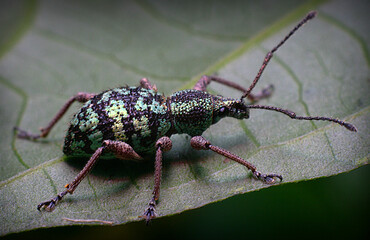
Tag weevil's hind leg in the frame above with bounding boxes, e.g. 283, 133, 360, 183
140, 136, 172, 225
193, 75, 274, 102
140, 78, 157, 92
14, 92, 96, 140
190, 136, 282, 184
37, 140, 142, 212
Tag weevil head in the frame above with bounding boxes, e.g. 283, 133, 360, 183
169, 90, 249, 136
212, 95, 250, 124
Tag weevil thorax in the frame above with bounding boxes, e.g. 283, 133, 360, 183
169, 90, 213, 136
169, 90, 249, 136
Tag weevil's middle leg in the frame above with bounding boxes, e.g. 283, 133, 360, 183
140, 136, 172, 225
37, 140, 142, 212
190, 136, 282, 184
193, 75, 274, 102
15, 92, 96, 140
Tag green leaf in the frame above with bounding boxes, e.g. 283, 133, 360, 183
0, 0, 369, 235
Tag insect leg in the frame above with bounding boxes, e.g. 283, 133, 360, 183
37, 140, 142, 212
190, 136, 282, 184
193, 75, 273, 102
37, 145, 104, 212
15, 92, 96, 140
140, 78, 157, 91
141, 136, 172, 225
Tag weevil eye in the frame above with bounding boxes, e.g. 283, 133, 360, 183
219, 106, 230, 117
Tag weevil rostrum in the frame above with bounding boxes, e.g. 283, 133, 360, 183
15, 11, 357, 224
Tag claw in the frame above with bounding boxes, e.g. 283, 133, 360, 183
264, 176, 276, 184
14, 127, 41, 140
37, 199, 56, 212
37, 196, 60, 212
37, 191, 67, 212
253, 171, 282, 184
139, 198, 157, 225
261, 84, 274, 97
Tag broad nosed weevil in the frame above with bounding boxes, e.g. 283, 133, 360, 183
15, 11, 357, 224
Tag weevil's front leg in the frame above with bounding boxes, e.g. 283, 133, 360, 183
37, 140, 142, 212
140, 78, 157, 92
141, 136, 172, 224
15, 92, 96, 140
190, 136, 282, 184
193, 75, 273, 102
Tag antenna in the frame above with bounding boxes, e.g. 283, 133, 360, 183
241, 11, 317, 100
247, 104, 357, 132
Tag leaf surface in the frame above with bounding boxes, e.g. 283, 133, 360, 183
0, 0, 369, 235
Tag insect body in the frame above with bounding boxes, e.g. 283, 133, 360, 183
15, 11, 357, 224
63, 87, 171, 157
63, 87, 247, 157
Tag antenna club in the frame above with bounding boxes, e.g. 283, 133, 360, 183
343, 123, 357, 132
307, 11, 317, 20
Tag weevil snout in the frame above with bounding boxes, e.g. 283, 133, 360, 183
227, 100, 250, 120
212, 97, 250, 124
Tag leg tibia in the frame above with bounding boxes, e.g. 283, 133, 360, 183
15, 92, 95, 140
190, 136, 282, 183
37, 141, 142, 212
141, 136, 172, 224
193, 75, 273, 102
37, 146, 104, 211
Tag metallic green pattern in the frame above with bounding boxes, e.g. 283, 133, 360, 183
63, 87, 171, 156
63, 87, 249, 158
170, 90, 213, 136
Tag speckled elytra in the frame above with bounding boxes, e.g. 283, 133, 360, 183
15, 11, 357, 224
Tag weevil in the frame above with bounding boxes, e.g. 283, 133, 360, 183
15, 11, 357, 224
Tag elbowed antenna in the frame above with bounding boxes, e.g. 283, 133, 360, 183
247, 104, 357, 132
241, 11, 317, 101
238, 11, 356, 132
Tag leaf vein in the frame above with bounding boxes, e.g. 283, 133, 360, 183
0, 75, 30, 169
319, 12, 370, 66
33, 28, 189, 81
